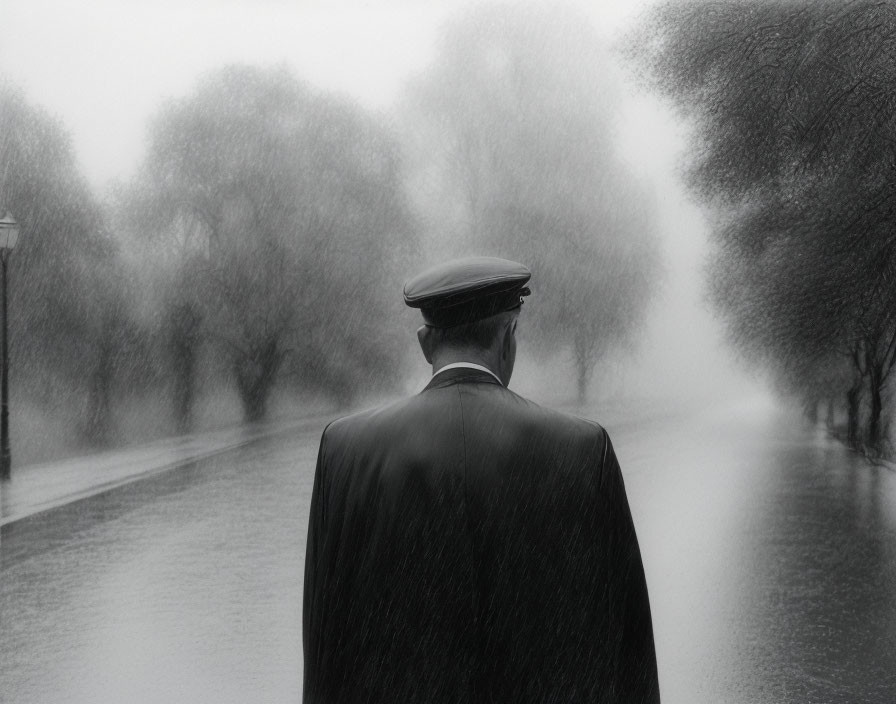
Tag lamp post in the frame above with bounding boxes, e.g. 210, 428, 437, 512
0, 213, 20, 481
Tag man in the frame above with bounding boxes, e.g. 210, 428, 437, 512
303, 256, 660, 703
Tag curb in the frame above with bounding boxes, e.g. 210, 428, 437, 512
0, 416, 329, 528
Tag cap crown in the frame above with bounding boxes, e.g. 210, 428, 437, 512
404, 256, 531, 308
403, 256, 531, 328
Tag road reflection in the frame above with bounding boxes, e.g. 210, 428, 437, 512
0, 432, 317, 704
736, 434, 896, 702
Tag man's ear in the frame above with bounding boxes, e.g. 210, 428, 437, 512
417, 325, 434, 364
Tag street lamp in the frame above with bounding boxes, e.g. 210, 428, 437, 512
0, 212, 19, 481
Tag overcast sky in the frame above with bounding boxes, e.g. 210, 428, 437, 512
0, 0, 760, 404
2, 0, 651, 189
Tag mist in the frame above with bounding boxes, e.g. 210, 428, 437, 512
6, 4, 896, 703
0, 0, 759, 459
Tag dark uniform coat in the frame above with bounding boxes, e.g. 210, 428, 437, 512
303, 367, 660, 703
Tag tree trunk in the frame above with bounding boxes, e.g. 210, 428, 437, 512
825, 397, 835, 430
576, 359, 588, 405
804, 398, 818, 426
234, 336, 281, 423
85, 347, 113, 446
169, 303, 201, 434
867, 368, 883, 454
846, 383, 862, 448
573, 335, 593, 405
172, 341, 196, 433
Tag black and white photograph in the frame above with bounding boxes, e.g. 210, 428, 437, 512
2, 0, 896, 702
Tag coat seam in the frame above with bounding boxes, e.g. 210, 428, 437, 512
456, 385, 476, 694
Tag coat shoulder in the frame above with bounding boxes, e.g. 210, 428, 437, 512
503, 389, 610, 445
318, 394, 429, 447
319, 388, 612, 462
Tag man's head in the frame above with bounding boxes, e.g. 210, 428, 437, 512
404, 257, 531, 386
416, 309, 520, 385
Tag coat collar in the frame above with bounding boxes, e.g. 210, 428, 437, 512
423, 366, 504, 391
432, 361, 502, 384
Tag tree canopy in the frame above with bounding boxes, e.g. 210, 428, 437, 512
638, 0, 896, 452
402, 3, 660, 401
0, 83, 133, 444
125, 65, 416, 422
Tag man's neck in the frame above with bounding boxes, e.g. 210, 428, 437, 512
430, 349, 500, 379
431, 361, 503, 385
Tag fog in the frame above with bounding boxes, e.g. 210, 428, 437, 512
1, 0, 762, 463
8, 5, 896, 702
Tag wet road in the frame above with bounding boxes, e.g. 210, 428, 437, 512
2, 397, 896, 703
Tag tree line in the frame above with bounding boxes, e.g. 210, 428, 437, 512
0, 3, 659, 460
637, 0, 896, 456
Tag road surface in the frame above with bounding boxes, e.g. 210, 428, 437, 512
2, 396, 895, 703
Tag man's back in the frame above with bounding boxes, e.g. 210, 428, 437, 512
303, 367, 659, 703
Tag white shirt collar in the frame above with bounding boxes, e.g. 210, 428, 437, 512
431, 361, 503, 386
